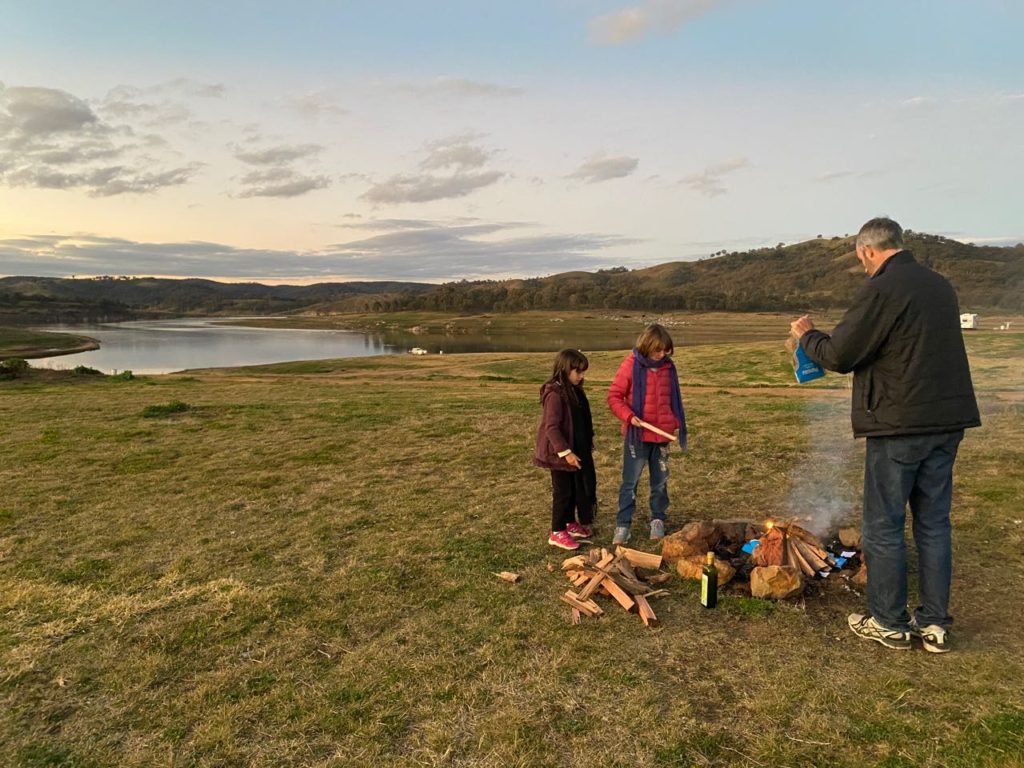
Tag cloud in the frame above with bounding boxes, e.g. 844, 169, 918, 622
231, 141, 329, 197
0, 86, 98, 136
235, 143, 324, 166
0, 83, 201, 196
419, 134, 493, 171
568, 154, 639, 183
589, 0, 734, 45
396, 76, 525, 99
236, 168, 330, 198
363, 135, 505, 204
363, 170, 504, 204
813, 171, 854, 183
284, 89, 349, 118
0, 224, 635, 281
681, 156, 748, 197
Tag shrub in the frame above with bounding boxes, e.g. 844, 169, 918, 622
112, 370, 135, 381
73, 365, 103, 375
141, 400, 191, 418
0, 358, 29, 379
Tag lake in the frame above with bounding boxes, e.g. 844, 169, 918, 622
29, 318, 408, 375
28, 317, 641, 374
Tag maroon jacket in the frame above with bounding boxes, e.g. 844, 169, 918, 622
607, 352, 680, 443
533, 382, 578, 471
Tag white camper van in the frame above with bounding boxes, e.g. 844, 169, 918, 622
960, 313, 978, 330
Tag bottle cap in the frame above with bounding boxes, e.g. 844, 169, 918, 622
706, 551, 714, 565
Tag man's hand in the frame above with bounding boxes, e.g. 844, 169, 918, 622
790, 314, 815, 338
629, 415, 643, 427
565, 452, 582, 469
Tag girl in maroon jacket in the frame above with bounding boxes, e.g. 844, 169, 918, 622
607, 324, 687, 545
533, 349, 596, 551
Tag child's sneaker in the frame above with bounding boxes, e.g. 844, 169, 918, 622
847, 613, 911, 650
548, 530, 580, 551
650, 519, 665, 540
566, 522, 593, 539
910, 619, 951, 654
612, 526, 630, 546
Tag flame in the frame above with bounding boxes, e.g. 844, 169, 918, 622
764, 519, 775, 531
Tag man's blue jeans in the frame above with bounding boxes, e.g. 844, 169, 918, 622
863, 431, 963, 631
616, 440, 671, 527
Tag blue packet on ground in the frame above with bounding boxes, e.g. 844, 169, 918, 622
741, 539, 760, 555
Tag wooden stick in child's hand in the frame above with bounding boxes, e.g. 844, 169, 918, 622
635, 419, 677, 441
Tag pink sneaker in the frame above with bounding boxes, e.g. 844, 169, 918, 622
548, 530, 580, 550
566, 522, 593, 539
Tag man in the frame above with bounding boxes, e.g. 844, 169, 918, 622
791, 217, 980, 653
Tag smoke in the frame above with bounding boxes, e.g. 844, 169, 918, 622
786, 396, 859, 538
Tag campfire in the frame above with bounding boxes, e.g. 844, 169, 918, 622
660, 518, 865, 600
753, 518, 835, 577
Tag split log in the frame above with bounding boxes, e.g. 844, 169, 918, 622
561, 555, 587, 571
571, 608, 582, 625
643, 572, 673, 586
793, 540, 830, 572
634, 595, 659, 627
617, 547, 663, 570
601, 578, 637, 613
641, 589, 671, 600
786, 540, 817, 577
561, 590, 604, 617
576, 552, 617, 600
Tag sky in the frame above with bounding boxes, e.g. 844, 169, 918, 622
1, 0, 1022, 283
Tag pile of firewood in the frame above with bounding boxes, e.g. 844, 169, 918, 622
752, 520, 833, 577
560, 547, 672, 627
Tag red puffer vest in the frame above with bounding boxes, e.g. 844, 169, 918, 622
606, 352, 680, 442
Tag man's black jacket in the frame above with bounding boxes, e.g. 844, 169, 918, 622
800, 250, 981, 438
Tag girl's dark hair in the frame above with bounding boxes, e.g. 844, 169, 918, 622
636, 324, 674, 357
542, 348, 589, 404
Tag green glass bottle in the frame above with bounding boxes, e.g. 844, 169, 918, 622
700, 551, 718, 609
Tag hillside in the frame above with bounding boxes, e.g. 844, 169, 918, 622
0, 277, 433, 324
2, 232, 1020, 323
387, 232, 1023, 313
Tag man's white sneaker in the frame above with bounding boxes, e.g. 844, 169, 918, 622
848, 613, 911, 650
911, 619, 951, 654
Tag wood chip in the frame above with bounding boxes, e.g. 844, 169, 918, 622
493, 571, 521, 583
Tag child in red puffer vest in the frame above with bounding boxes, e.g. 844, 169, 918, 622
607, 324, 687, 546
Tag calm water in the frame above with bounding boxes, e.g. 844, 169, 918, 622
30, 318, 405, 375
30, 318, 640, 374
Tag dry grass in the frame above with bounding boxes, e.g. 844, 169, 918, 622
1, 332, 1022, 767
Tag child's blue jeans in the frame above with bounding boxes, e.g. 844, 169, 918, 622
615, 440, 670, 527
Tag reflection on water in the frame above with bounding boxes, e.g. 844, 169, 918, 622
29, 318, 641, 375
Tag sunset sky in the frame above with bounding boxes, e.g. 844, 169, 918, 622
1, 0, 1022, 282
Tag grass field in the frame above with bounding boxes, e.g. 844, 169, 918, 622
0, 327, 99, 360
1, 331, 1022, 767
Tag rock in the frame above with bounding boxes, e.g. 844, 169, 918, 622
711, 519, 750, 545
675, 554, 735, 585
750, 565, 803, 599
839, 527, 861, 549
678, 521, 720, 549
851, 562, 868, 586
661, 532, 705, 563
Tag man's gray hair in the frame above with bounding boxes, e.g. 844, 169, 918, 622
856, 217, 903, 251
